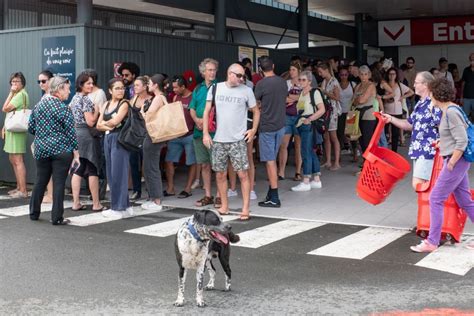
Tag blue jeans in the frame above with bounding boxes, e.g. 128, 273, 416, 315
463, 98, 474, 117
104, 132, 130, 211
298, 124, 320, 178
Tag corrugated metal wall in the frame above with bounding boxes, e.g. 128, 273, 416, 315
84, 26, 303, 90
0, 25, 85, 183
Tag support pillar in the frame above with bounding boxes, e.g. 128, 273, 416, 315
77, 0, 93, 25
214, 0, 226, 42
298, 0, 308, 53
355, 13, 364, 63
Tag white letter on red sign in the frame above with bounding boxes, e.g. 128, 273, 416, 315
465, 22, 474, 40
434, 23, 448, 41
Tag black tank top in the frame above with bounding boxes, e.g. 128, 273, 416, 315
104, 99, 128, 132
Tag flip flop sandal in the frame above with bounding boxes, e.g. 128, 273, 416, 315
238, 214, 251, 221
72, 204, 87, 211
177, 191, 192, 199
92, 206, 105, 212
163, 190, 175, 197
217, 210, 230, 215
278, 175, 285, 181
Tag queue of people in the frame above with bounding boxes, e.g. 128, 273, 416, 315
1, 52, 474, 249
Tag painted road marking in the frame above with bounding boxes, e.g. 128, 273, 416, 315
67, 207, 162, 227
125, 215, 240, 237
234, 220, 326, 249
0, 216, 6, 219
0, 201, 74, 217
415, 239, 474, 276
307, 227, 409, 259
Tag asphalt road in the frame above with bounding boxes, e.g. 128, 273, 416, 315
0, 191, 473, 315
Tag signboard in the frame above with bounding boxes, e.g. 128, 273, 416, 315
114, 62, 123, 78
378, 16, 474, 46
255, 48, 270, 71
42, 36, 76, 103
238, 46, 254, 64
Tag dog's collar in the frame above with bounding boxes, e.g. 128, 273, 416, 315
187, 219, 204, 242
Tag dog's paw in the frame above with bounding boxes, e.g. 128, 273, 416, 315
223, 286, 231, 292
174, 300, 185, 307
196, 301, 207, 308
205, 285, 215, 291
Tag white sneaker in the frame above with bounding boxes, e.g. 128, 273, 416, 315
250, 190, 257, 200
102, 209, 124, 219
123, 207, 134, 218
141, 201, 163, 211
310, 181, 322, 189
227, 189, 238, 197
291, 182, 311, 192
191, 179, 201, 190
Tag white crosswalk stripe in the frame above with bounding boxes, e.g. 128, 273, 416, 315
307, 227, 409, 260
414, 239, 474, 276
0, 201, 74, 217
67, 206, 161, 227
234, 220, 326, 249
125, 215, 240, 237
0, 216, 7, 219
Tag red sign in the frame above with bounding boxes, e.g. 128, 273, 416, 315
411, 16, 474, 45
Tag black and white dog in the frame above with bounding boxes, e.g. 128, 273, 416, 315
174, 209, 239, 307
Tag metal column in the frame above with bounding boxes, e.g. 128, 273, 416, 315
355, 13, 364, 62
214, 0, 227, 42
298, 0, 308, 54
77, 0, 93, 25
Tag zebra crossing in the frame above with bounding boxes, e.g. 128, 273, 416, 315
1, 199, 473, 276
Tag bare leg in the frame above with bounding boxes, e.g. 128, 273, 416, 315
201, 163, 212, 198
215, 171, 229, 214
330, 131, 341, 170
277, 135, 291, 178
323, 132, 332, 168
11, 154, 27, 194
238, 170, 250, 216
88, 175, 103, 209
267, 161, 278, 190
184, 164, 196, 193
228, 164, 237, 191
247, 140, 255, 190
71, 174, 83, 209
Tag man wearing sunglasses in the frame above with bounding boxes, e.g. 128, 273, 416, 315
202, 63, 260, 221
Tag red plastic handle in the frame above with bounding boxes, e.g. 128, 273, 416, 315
364, 111, 384, 155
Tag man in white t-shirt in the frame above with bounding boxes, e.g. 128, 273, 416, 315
203, 64, 261, 220
438, 57, 455, 89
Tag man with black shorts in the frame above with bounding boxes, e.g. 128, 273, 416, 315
254, 56, 287, 207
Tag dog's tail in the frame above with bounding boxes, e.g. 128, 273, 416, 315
228, 231, 240, 243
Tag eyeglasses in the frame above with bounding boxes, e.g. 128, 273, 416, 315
10, 80, 22, 84
113, 86, 126, 91
37, 79, 48, 84
298, 78, 308, 82
231, 71, 245, 79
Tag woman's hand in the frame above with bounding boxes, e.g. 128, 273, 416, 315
303, 118, 311, 125
380, 112, 392, 124
447, 160, 455, 171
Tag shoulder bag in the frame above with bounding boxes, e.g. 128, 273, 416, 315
145, 95, 188, 143
5, 93, 31, 133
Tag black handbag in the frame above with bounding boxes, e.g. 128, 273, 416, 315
118, 99, 147, 151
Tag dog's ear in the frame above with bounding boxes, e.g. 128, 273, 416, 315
193, 210, 206, 224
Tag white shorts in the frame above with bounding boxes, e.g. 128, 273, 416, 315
328, 113, 338, 131
413, 158, 434, 181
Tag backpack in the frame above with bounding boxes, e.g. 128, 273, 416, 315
309, 88, 332, 134
446, 105, 474, 162
118, 98, 147, 152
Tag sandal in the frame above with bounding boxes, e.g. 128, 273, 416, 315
163, 190, 175, 197
292, 173, 302, 181
92, 206, 105, 212
72, 204, 87, 211
238, 214, 251, 221
217, 210, 230, 215
214, 197, 222, 208
177, 191, 192, 199
195, 196, 214, 207
278, 175, 285, 181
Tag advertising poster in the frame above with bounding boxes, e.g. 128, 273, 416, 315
42, 36, 76, 103
238, 46, 254, 64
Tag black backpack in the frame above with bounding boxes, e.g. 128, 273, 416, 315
118, 98, 147, 151
309, 88, 332, 134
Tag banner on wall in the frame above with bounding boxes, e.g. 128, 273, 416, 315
238, 46, 254, 64
42, 36, 76, 103
114, 62, 123, 78
378, 16, 474, 46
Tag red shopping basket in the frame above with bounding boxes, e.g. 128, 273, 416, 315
356, 112, 411, 205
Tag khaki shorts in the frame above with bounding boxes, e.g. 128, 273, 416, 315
211, 140, 249, 172
193, 137, 212, 164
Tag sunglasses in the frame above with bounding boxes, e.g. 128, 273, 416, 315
37, 79, 48, 84
231, 71, 245, 79
298, 78, 308, 81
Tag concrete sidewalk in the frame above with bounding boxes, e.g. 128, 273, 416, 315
160, 149, 474, 235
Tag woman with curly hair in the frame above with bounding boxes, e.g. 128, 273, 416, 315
410, 78, 474, 252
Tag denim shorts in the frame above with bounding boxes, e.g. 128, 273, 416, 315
259, 127, 285, 162
413, 158, 434, 181
165, 134, 196, 165
284, 115, 299, 135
